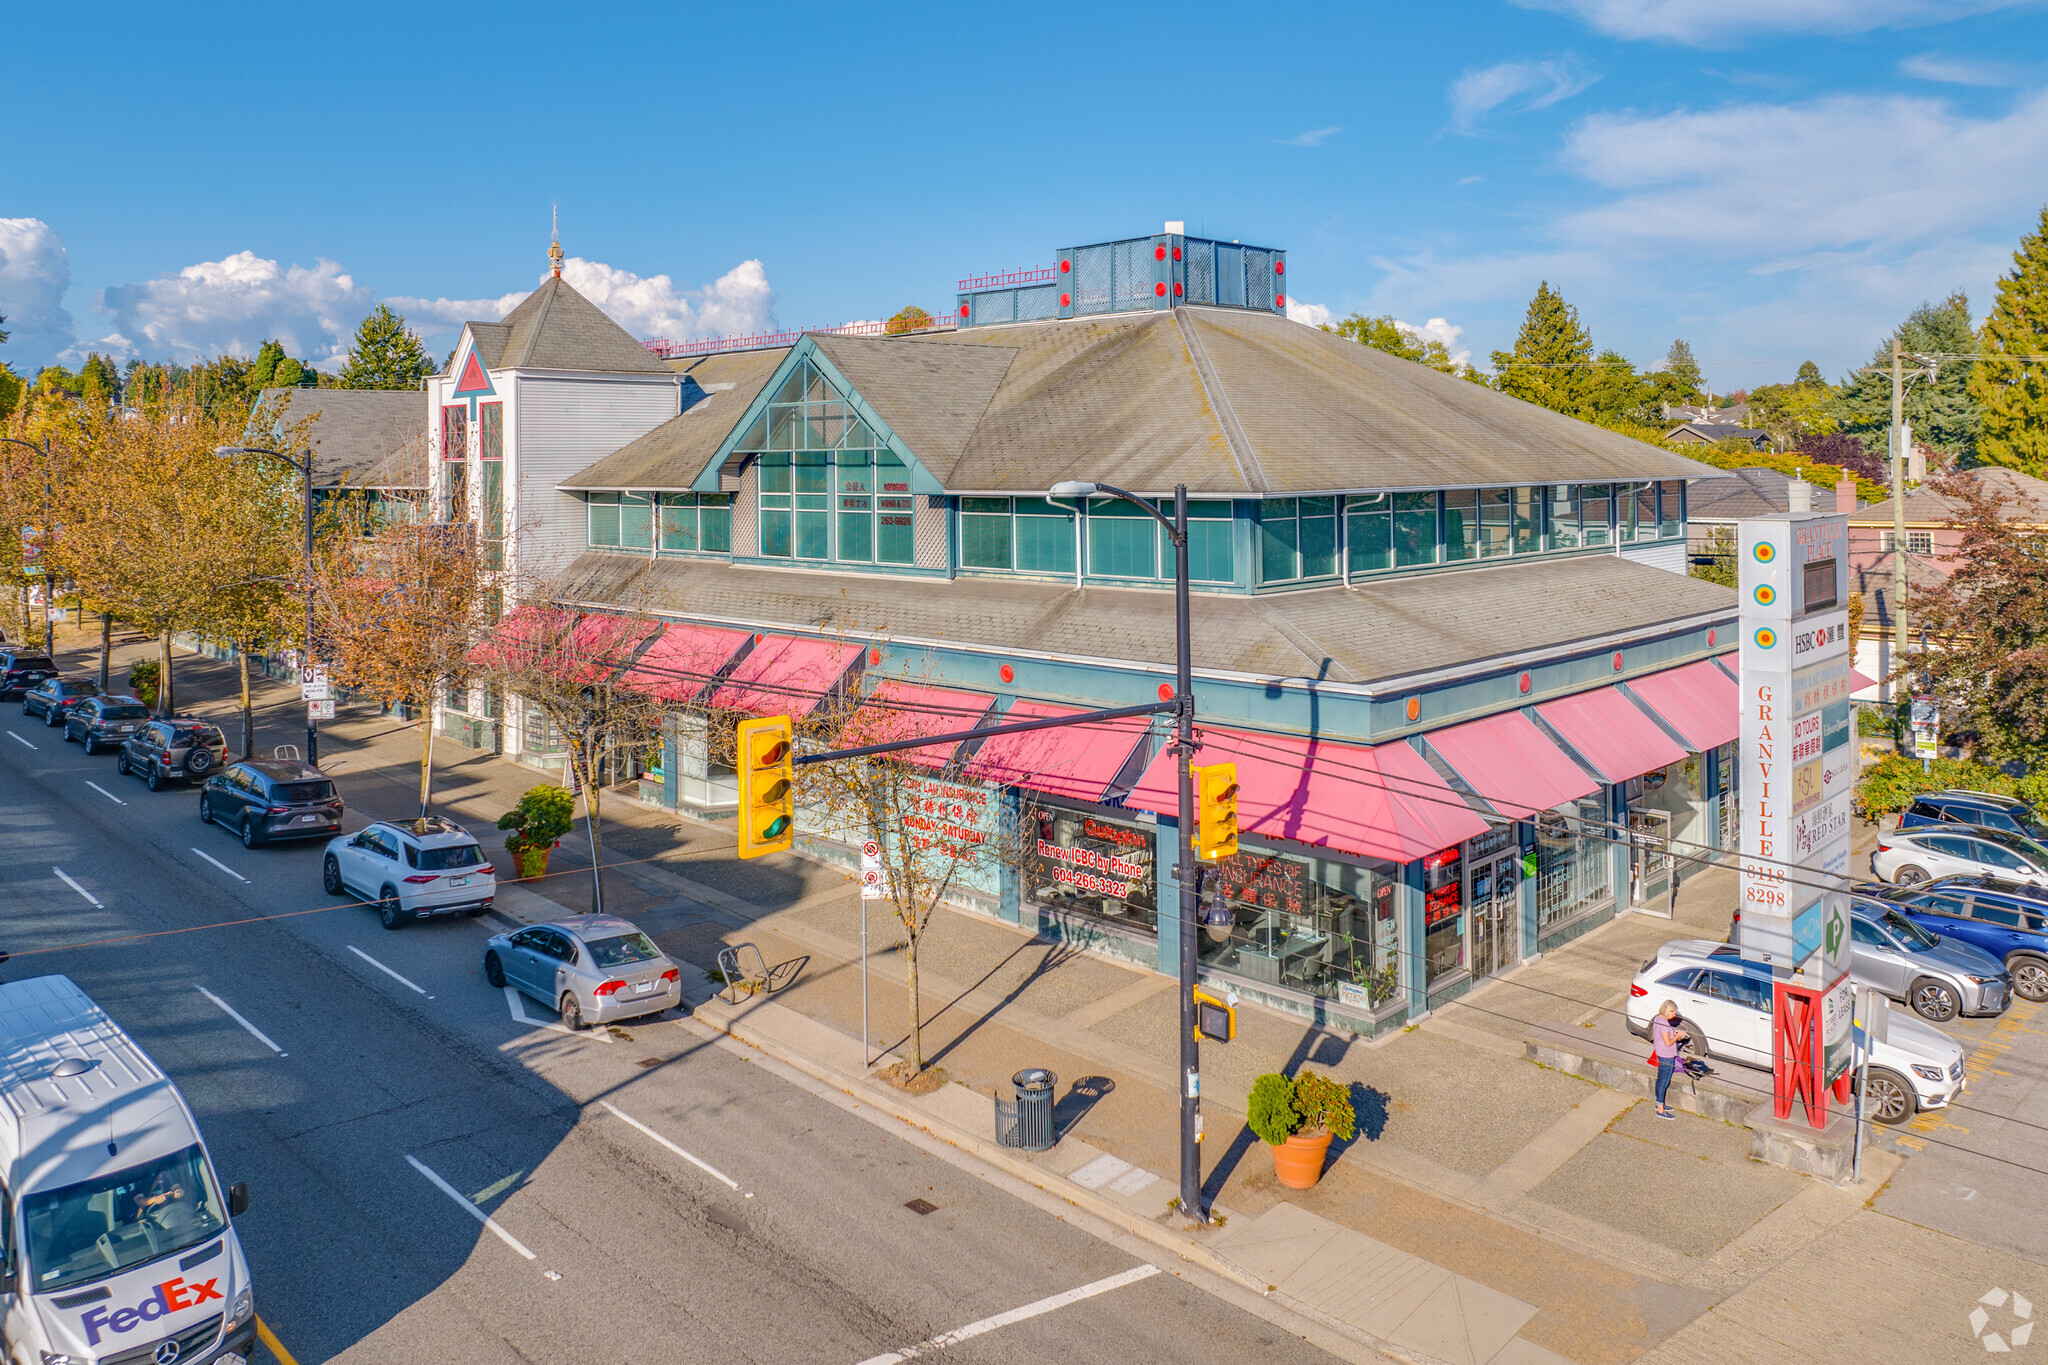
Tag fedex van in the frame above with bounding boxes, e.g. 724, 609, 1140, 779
0, 977, 256, 1365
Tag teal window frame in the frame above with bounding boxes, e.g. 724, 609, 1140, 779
1258, 497, 1334, 583
1546, 485, 1579, 551
1394, 492, 1439, 567
1658, 480, 1684, 539
587, 491, 621, 547
620, 491, 653, 550
1087, 496, 1157, 579
1345, 493, 1391, 574
744, 358, 917, 567
657, 493, 732, 554
1578, 483, 1612, 548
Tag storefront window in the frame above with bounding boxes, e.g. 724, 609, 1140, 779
1026, 805, 1158, 933
1536, 797, 1612, 932
1423, 845, 1464, 985
1198, 846, 1400, 1008
1345, 493, 1391, 573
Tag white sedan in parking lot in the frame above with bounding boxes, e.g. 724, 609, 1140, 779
1627, 940, 1967, 1125
322, 816, 497, 929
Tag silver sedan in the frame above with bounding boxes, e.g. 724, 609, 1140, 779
483, 915, 683, 1030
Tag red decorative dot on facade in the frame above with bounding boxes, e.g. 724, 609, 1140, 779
1708, 629, 1717, 646
754, 634, 764, 643
1060, 259, 1070, 273
1275, 294, 1285, 308
1172, 247, 1182, 261
1519, 673, 1531, 694
869, 648, 881, 665
1406, 697, 1421, 722
1613, 651, 1624, 670
1275, 260, 1285, 275
1173, 282, 1183, 297
1154, 282, 1167, 296
1154, 245, 1166, 261
999, 664, 1014, 684
1060, 293, 1070, 307
960, 304, 970, 318
1158, 682, 1175, 702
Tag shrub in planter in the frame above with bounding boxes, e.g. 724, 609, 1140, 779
1247, 1070, 1356, 1190
1247, 1073, 1299, 1145
127, 659, 160, 709
498, 785, 575, 879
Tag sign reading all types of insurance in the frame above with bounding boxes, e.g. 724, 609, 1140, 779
1739, 511, 1855, 1079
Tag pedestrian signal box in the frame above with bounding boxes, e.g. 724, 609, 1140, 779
1194, 762, 1239, 862
737, 715, 795, 858
1193, 987, 1235, 1042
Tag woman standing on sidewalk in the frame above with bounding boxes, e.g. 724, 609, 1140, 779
1651, 1001, 1688, 1120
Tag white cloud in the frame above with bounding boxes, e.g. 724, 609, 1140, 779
389, 256, 777, 344
1396, 316, 1473, 369
1285, 298, 1334, 328
94, 251, 371, 368
1448, 57, 1599, 132
1899, 53, 2021, 85
1511, 0, 2043, 45
1276, 125, 1344, 147
0, 219, 76, 370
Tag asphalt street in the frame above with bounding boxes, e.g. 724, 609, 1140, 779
0, 711, 1348, 1365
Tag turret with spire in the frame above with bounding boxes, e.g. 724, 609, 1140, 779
549, 204, 564, 278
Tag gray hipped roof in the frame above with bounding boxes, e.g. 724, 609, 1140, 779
255, 388, 426, 490
561, 305, 1722, 496
558, 348, 791, 491
553, 549, 1735, 688
459, 276, 674, 376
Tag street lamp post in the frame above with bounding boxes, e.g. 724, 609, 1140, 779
215, 445, 319, 766
1, 436, 55, 659
1050, 478, 1204, 1224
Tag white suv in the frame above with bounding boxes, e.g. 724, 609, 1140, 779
1626, 940, 1967, 1125
322, 818, 497, 929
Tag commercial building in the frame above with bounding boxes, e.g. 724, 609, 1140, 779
428, 227, 1744, 1035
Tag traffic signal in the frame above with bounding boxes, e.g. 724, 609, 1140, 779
1194, 761, 1238, 862
736, 715, 795, 858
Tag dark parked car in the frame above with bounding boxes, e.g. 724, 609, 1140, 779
1898, 790, 2048, 843
1864, 875, 2048, 1004
62, 695, 152, 753
0, 649, 57, 699
114, 718, 227, 790
20, 676, 102, 726
200, 760, 343, 848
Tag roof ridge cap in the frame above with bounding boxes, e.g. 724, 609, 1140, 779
1173, 309, 1268, 494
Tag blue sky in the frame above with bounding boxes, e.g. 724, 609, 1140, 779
4, 0, 2046, 393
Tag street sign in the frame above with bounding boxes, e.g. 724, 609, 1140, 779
300, 666, 329, 701
860, 839, 884, 898
307, 698, 335, 721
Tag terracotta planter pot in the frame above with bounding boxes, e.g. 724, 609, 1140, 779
514, 845, 553, 880
1269, 1130, 1334, 1189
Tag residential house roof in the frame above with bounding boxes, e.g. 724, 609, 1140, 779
1850, 467, 2048, 527
455, 276, 674, 377
1665, 422, 1768, 448
549, 547, 1736, 691
558, 348, 792, 491
254, 388, 426, 490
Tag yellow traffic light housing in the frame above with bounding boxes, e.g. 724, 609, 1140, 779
1194, 761, 1238, 862
736, 715, 796, 858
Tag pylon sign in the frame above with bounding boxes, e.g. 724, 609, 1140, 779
1739, 510, 1856, 1119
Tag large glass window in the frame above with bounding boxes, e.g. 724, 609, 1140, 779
587, 491, 621, 547
795, 452, 829, 559
1514, 487, 1543, 553
1444, 490, 1477, 562
1197, 846, 1401, 1010
1088, 497, 1157, 578
1395, 492, 1439, 567
758, 454, 792, 556
1186, 502, 1234, 582
479, 402, 503, 545
742, 359, 915, 566
1546, 485, 1579, 550
1578, 483, 1612, 547
877, 454, 915, 565
1626, 481, 1657, 544
963, 498, 1082, 576
1658, 480, 1684, 538
1536, 797, 1614, 932
1346, 493, 1391, 574
439, 405, 468, 517
1259, 498, 1336, 583
656, 493, 732, 553
1027, 804, 1158, 934
1446, 490, 1517, 562
620, 491, 653, 550
961, 497, 1012, 568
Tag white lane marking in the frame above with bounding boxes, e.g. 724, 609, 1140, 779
502, 984, 609, 1042
6, 731, 35, 750
349, 945, 431, 998
195, 986, 285, 1055
855, 1264, 1161, 1364
189, 847, 249, 883
85, 780, 127, 806
598, 1101, 739, 1190
52, 868, 102, 908
404, 1155, 537, 1261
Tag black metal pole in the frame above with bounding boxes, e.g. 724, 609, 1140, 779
302, 450, 318, 767
1172, 482, 1202, 1224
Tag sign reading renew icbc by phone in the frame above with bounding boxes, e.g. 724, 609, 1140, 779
1739, 509, 1856, 1110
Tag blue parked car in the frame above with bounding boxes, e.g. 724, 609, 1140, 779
1862, 875, 2048, 1004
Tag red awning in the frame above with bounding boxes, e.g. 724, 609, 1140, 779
617, 622, 752, 705
959, 700, 1153, 801
1624, 660, 1740, 753
1534, 686, 1688, 784
468, 605, 655, 684
1423, 711, 1598, 820
1124, 727, 1488, 864
707, 635, 865, 717
837, 681, 996, 769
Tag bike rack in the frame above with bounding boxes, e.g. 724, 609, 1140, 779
715, 943, 771, 1002
272, 745, 301, 762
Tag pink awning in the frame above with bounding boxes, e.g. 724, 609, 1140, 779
1851, 667, 1879, 693
960, 700, 1153, 800
1535, 686, 1688, 784
1125, 727, 1489, 864
1624, 659, 1740, 753
837, 681, 995, 769
617, 622, 752, 705
1423, 711, 1598, 820
707, 634, 864, 716
467, 605, 655, 684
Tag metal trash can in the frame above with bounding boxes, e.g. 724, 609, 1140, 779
995, 1068, 1058, 1152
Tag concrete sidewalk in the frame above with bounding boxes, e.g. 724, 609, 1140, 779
62, 627, 2048, 1364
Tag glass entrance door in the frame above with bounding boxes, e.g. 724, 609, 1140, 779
1629, 808, 1673, 909
1468, 853, 1521, 979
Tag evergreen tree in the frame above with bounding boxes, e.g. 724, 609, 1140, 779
1838, 291, 1982, 462
1665, 339, 1703, 399
78, 353, 122, 405
1971, 206, 2048, 475
1489, 282, 1592, 415
1796, 359, 1825, 388
1584, 348, 1650, 425
340, 305, 435, 390
273, 357, 307, 388
0, 312, 9, 346
250, 339, 286, 391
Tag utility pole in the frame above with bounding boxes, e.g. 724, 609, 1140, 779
1865, 341, 1936, 729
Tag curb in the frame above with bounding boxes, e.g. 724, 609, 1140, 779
683, 989, 1437, 1365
